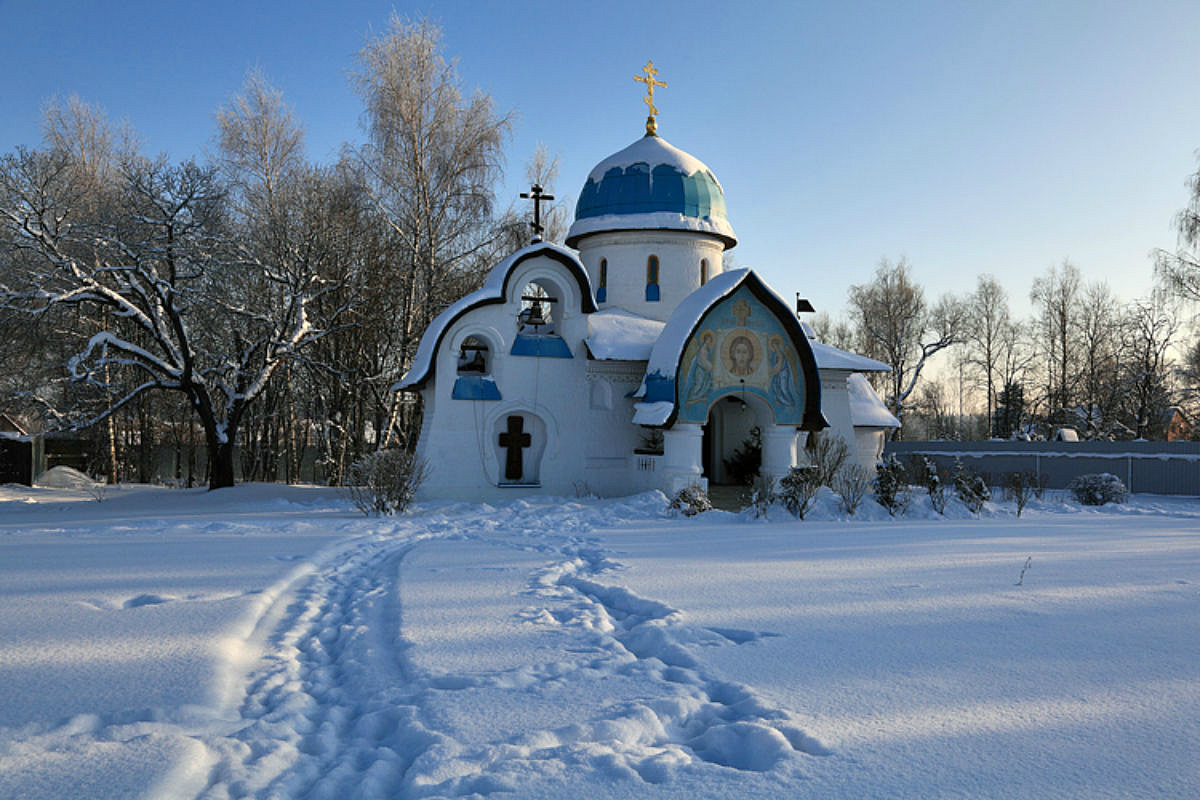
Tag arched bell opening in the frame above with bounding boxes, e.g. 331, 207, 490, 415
516, 275, 570, 336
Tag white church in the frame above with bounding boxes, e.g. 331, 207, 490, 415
396, 69, 897, 502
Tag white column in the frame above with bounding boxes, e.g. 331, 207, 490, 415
662, 424, 706, 494
762, 425, 802, 489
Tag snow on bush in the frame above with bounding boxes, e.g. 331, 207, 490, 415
343, 449, 428, 515
668, 484, 712, 517
952, 458, 989, 514
833, 464, 873, 516
1002, 471, 1039, 517
1067, 472, 1129, 506
913, 456, 947, 514
779, 466, 822, 519
873, 456, 909, 516
808, 433, 850, 488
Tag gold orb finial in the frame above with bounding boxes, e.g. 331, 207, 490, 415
634, 60, 667, 136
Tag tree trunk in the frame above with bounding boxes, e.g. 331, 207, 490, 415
208, 441, 237, 490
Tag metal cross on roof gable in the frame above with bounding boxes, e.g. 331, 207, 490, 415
520, 183, 555, 242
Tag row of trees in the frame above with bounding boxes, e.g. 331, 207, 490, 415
3, 15, 1200, 492
0, 18, 525, 488
815, 256, 1200, 442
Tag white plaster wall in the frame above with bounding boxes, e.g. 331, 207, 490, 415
853, 427, 887, 469
414, 252, 655, 502
575, 230, 726, 321
819, 371, 856, 457
820, 370, 890, 474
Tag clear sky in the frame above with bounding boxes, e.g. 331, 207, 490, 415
3, 0, 1200, 320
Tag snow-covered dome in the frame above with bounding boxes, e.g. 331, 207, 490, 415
565, 135, 737, 249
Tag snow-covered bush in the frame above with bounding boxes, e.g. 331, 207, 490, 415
808, 433, 851, 487
668, 484, 712, 517
833, 464, 873, 516
1002, 471, 1039, 517
952, 458, 990, 514
913, 456, 946, 514
344, 449, 428, 515
779, 466, 821, 518
1067, 473, 1129, 506
873, 456, 910, 516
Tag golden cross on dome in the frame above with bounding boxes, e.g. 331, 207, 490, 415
634, 60, 667, 136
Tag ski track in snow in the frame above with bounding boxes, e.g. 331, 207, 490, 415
162, 496, 826, 798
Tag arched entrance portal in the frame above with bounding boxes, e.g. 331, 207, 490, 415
702, 393, 770, 487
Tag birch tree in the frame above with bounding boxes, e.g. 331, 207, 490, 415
847, 258, 965, 434
963, 275, 1010, 436
1157, 150, 1200, 301
352, 16, 512, 449
1030, 260, 1082, 416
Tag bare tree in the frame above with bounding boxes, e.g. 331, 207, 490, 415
1075, 282, 1121, 438
352, 16, 512, 449
847, 258, 965, 433
1156, 150, 1200, 302
1117, 293, 1179, 439
809, 311, 856, 351
1030, 260, 1082, 418
963, 275, 1010, 436
0, 142, 350, 489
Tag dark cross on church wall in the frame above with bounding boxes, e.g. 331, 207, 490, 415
520, 183, 555, 241
498, 415, 532, 481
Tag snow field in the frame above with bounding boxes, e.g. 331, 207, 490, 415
0, 484, 1197, 798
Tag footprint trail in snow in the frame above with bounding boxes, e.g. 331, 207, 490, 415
195, 495, 829, 798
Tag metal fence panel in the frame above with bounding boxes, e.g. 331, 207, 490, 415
885, 442, 1200, 496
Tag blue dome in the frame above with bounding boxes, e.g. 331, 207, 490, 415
566, 135, 736, 249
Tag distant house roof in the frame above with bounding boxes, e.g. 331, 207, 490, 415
0, 412, 30, 438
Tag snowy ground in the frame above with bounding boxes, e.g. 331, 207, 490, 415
0, 482, 1197, 799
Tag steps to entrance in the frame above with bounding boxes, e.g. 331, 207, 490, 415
707, 484, 752, 512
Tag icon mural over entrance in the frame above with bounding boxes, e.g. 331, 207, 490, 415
677, 287, 806, 425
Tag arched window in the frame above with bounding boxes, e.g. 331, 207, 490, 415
700, 258, 708, 286
597, 258, 608, 303
646, 255, 660, 302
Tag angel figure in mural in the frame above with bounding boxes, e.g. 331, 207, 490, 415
685, 330, 716, 406
768, 335, 797, 407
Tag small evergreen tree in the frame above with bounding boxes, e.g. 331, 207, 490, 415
993, 381, 1025, 439
873, 455, 909, 516
952, 457, 990, 513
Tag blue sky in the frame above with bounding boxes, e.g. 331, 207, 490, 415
3, 0, 1200, 319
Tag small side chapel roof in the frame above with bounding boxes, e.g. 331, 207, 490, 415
847, 373, 900, 428
394, 242, 595, 392
808, 340, 891, 373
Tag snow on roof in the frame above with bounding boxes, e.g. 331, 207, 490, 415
585, 308, 665, 361
394, 241, 590, 391
848, 373, 900, 429
630, 269, 765, 426
632, 401, 675, 426
643, 269, 749, 380
584, 135, 718, 186
808, 340, 891, 372
566, 211, 737, 248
